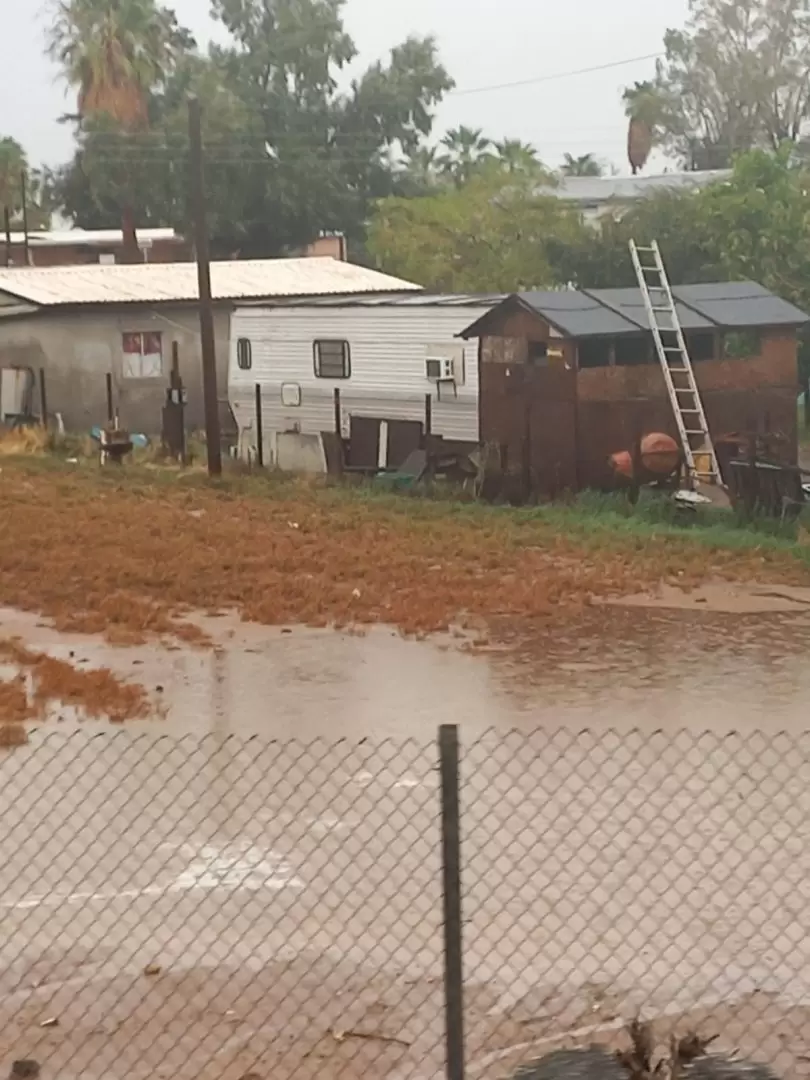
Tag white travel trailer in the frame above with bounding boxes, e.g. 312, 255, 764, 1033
228, 293, 500, 472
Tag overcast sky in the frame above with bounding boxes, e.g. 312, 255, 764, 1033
1, 0, 688, 173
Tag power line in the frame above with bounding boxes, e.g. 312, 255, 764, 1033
448, 52, 663, 97
64, 50, 664, 149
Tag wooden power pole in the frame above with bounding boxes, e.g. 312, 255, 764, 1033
188, 95, 222, 477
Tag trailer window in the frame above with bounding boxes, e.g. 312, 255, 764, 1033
236, 338, 252, 371
314, 340, 351, 379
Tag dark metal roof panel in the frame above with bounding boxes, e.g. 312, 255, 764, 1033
586, 287, 716, 331
518, 290, 638, 337
238, 291, 506, 309
671, 282, 809, 327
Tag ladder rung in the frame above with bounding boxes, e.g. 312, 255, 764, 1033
631, 236, 719, 477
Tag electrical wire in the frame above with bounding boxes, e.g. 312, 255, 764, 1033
73, 49, 664, 149
448, 52, 663, 96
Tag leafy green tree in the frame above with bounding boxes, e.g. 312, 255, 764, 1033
624, 0, 810, 170
560, 152, 603, 177
367, 167, 584, 291
52, 0, 453, 255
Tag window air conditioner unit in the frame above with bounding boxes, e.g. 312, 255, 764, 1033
426, 356, 455, 381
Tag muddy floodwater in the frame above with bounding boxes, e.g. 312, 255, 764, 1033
1, 602, 809, 736
2, 603, 810, 1080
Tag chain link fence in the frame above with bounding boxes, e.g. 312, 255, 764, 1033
0, 727, 809, 1080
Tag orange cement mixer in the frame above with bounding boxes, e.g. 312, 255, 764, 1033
609, 432, 681, 481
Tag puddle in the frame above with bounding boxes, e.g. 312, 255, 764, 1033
0, 604, 808, 736
1, 605, 810, 1078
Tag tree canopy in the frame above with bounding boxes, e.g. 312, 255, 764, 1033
367, 164, 582, 292
0, 137, 53, 229
48, 0, 455, 255
624, 0, 810, 169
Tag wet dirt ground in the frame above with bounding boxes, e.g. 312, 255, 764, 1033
1, 605, 810, 1080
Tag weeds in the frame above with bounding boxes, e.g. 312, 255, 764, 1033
618, 1019, 718, 1080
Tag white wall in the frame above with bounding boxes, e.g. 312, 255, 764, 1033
228, 305, 488, 464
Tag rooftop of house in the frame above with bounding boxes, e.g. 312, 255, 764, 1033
460, 282, 810, 340
5, 227, 183, 248
542, 170, 732, 206
0, 257, 420, 310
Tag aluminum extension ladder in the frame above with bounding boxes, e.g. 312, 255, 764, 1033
629, 239, 722, 489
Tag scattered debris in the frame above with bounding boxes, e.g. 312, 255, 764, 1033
330, 1027, 411, 1048
10, 1062, 40, 1079
39, 1018, 58, 1029
143, 963, 162, 977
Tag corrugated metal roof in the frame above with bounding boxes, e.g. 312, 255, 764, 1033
542, 170, 732, 205
0, 258, 420, 308
460, 282, 809, 339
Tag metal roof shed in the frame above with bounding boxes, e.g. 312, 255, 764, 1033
459, 282, 809, 340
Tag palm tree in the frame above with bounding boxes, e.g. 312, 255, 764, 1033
623, 80, 661, 175
494, 139, 540, 174
403, 145, 440, 189
47, 0, 192, 128
0, 138, 26, 216
47, 0, 192, 256
560, 152, 603, 177
437, 126, 492, 185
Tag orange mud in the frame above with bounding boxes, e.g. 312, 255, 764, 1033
0, 464, 808, 644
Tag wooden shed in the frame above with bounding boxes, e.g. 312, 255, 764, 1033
460, 282, 809, 498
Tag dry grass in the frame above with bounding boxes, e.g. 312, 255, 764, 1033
0, 427, 51, 457
0, 640, 151, 723
0, 639, 151, 726
0, 462, 808, 643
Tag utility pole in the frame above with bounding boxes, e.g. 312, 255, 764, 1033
188, 95, 222, 477
3, 207, 11, 267
20, 170, 30, 266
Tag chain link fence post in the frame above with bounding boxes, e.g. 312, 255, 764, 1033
439, 723, 465, 1080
